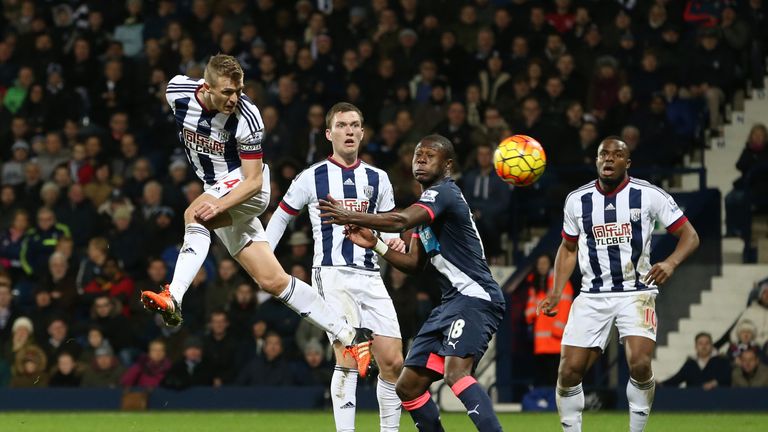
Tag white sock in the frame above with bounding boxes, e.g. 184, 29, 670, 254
377, 377, 401, 432
556, 382, 584, 432
627, 375, 655, 432
331, 366, 358, 432
169, 223, 210, 304
278, 276, 355, 345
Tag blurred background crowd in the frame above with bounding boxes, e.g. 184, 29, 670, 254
0, 0, 767, 392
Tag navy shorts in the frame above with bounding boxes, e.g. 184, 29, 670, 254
404, 296, 505, 375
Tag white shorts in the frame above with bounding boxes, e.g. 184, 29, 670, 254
204, 165, 271, 256
312, 266, 401, 341
561, 292, 658, 351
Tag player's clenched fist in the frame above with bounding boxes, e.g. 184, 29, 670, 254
194, 201, 221, 221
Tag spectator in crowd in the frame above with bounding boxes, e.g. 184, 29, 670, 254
44, 252, 78, 313
686, 27, 733, 136
0, 282, 20, 343
0, 210, 30, 280
76, 237, 108, 292
48, 351, 81, 388
90, 296, 133, 365
1, 141, 31, 186
278, 231, 313, 272
120, 339, 172, 389
79, 326, 107, 367
162, 336, 214, 390
525, 254, 574, 386
20, 207, 70, 276
235, 331, 292, 386
728, 319, 761, 365
0, 186, 20, 230
10, 343, 48, 388
191, 257, 235, 314
663, 332, 732, 389
459, 143, 511, 262
292, 338, 332, 387
725, 123, 768, 237
203, 310, 237, 386
80, 343, 124, 388
731, 283, 768, 350
55, 184, 97, 250
83, 256, 135, 317
83, 163, 114, 209
227, 282, 258, 340
41, 317, 80, 366
731, 348, 768, 388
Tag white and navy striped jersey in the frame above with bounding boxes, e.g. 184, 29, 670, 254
278, 157, 396, 270
166, 75, 264, 185
561, 177, 688, 295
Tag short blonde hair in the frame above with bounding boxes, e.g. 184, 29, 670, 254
204, 54, 243, 86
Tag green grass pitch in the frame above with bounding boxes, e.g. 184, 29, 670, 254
0, 411, 765, 431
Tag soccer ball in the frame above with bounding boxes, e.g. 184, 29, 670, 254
493, 135, 547, 187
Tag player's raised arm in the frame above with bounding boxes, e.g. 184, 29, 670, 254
538, 238, 578, 317
344, 225, 427, 274
644, 220, 699, 285
318, 195, 432, 232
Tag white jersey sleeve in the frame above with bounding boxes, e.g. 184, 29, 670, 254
165, 75, 199, 107
235, 95, 264, 160
649, 189, 687, 232
376, 173, 400, 242
377, 173, 396, 213
562, 193, 580, 241
279, 170, 314, 216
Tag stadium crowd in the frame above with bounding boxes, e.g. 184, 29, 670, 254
0, 0, 767, 391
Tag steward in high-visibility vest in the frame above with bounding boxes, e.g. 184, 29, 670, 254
525, 272, 574, 355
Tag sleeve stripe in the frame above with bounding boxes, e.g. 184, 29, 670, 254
240, 152, 263, 160
237, 103, 259, 136
561, 229, 579, 242
167, 84, 198, 90
413, 203, 435, 222
666, 215, 688, 233
411, 233, 420, 238
279, 201, 300, 216
240, 98, 261, 133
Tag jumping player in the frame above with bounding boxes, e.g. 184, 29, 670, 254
319, 135, 505, 432
140, 55, 372, 371
266, 102, 405, 431
537, 137, 700, 432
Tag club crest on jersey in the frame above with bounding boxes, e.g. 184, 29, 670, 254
216, 130, 230, 142
363, 185, 374, 199
420, 190, 439, 203
630, 209, 642, 222
592, 222, 632, 246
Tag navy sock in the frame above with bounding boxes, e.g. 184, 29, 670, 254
451, 376, 503, 432
402, 391, 444, 432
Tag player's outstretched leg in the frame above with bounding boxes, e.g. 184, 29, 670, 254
625, 336, 656, 432
235, 240, 373, 375
444, 357, 502, 432
372, 336, 404, 432
142, 195, 226, 326
396, 367, 443, 432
